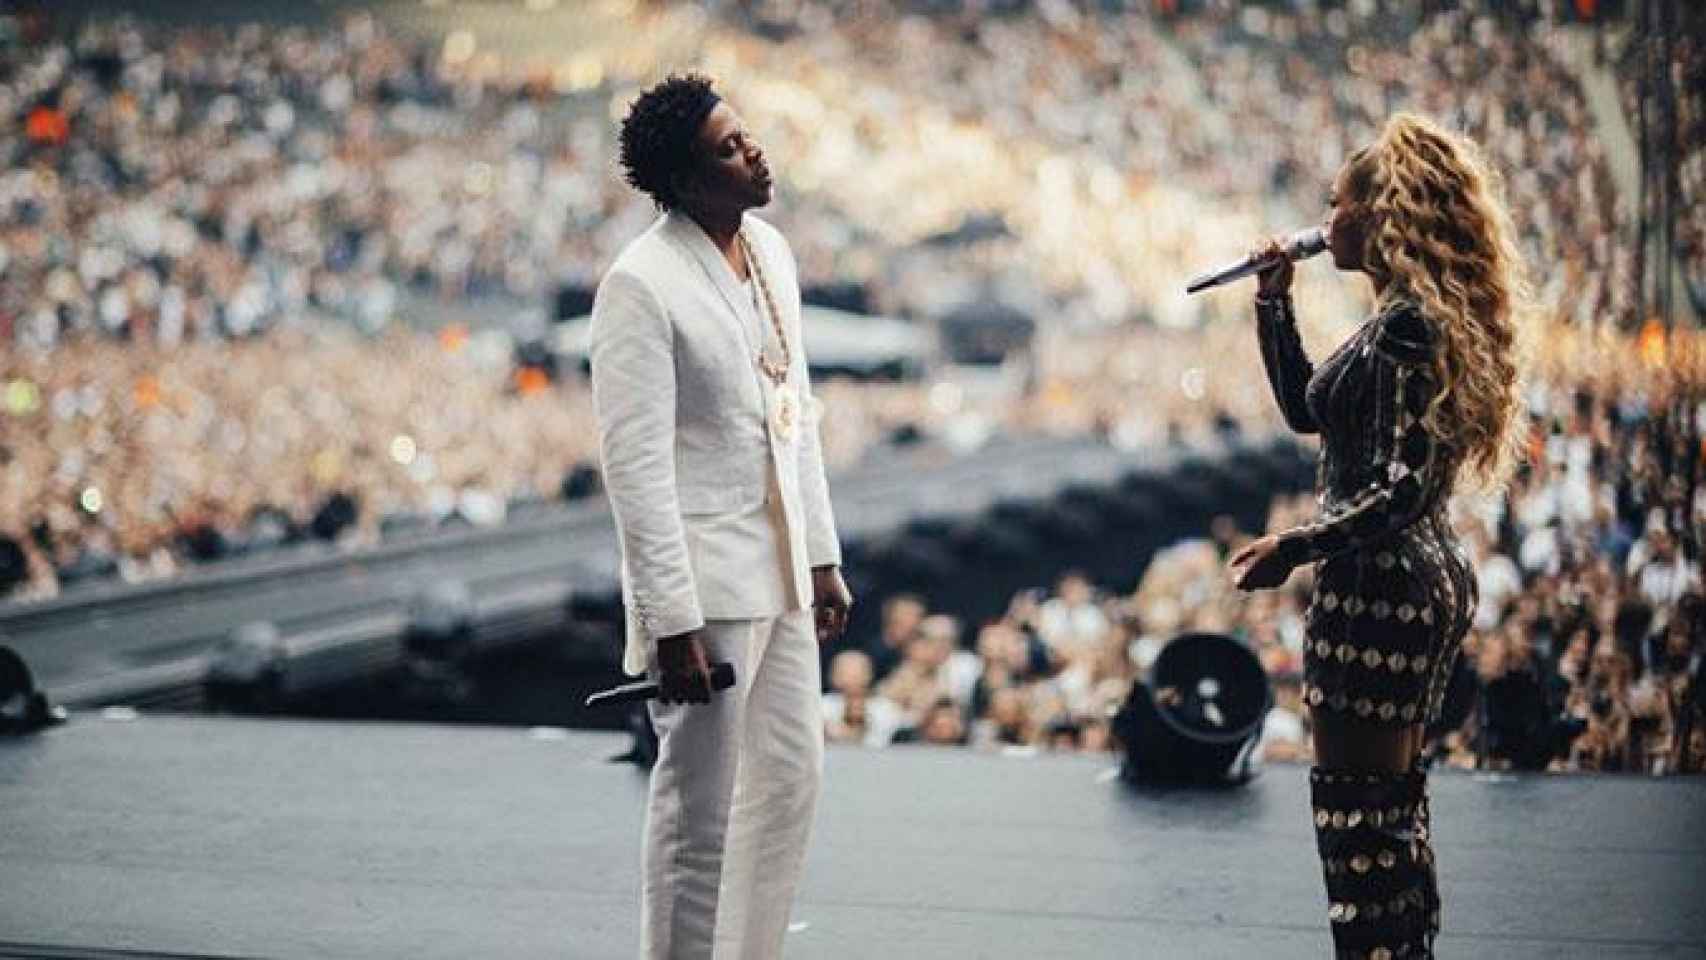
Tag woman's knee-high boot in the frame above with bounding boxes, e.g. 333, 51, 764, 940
1310, 766, 1437, 959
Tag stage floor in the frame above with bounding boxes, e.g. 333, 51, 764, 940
2, 715, 1703, 959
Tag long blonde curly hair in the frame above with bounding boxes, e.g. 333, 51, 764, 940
1344, 113, 1534, 490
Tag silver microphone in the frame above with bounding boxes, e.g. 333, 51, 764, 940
1185, 227, 1328, 295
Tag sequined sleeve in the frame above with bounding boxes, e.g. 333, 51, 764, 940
1275, 304, 1450, 566
1255, 293, 1318, 434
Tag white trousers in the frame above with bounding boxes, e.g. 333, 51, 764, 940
641, 609, 824, 960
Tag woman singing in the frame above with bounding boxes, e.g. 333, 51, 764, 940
1228, 113, 1531, 959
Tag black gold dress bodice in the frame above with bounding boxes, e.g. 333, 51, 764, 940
1256, 292, 1476, 727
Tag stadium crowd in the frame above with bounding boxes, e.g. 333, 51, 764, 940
0, 1, 1638, 343
0, 327, 598, 597
2, 1, 1660, 600
4, 4, 1701, 778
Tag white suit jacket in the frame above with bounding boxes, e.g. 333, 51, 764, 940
590, 211, 842, 676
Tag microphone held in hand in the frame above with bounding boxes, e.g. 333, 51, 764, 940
584, 662, 737, 707
1185, 227, 1328, 295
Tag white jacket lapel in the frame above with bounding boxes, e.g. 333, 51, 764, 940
663, 211, 757, 335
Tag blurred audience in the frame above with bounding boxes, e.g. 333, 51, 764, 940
4, 0, 1697, 760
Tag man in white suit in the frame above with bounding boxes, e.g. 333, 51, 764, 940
590, 74, 853, 960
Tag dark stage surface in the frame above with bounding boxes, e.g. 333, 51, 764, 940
2, 716, 1703, 959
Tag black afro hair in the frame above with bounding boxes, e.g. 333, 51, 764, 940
618, 74, 721, 211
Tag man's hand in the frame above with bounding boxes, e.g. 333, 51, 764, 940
657, 630, 714, 705
1227, 535, 1296, 591
812, 565, 853, 644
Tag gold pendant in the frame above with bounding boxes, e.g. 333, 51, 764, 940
771, 384, 798, 443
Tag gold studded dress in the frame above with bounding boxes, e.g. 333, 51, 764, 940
1256, 292, 1476, 729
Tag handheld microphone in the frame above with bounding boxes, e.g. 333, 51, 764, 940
1185, 227, 1328, 295
584, 662, 737, 707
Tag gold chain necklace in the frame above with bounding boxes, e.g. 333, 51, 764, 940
736, 230, 791, 387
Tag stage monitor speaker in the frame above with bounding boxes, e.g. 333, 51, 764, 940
0, 536, 29, 594
0, 644, 64, 734
1114, 632, 1272, 787
560, 463, 602, 501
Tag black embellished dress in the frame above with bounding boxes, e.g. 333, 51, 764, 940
1256, 292, 1476, 729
